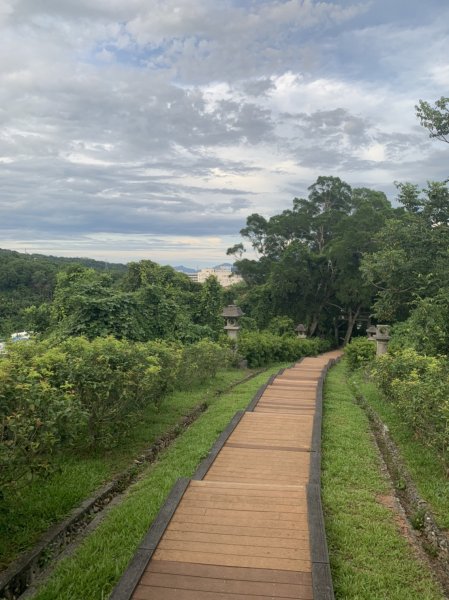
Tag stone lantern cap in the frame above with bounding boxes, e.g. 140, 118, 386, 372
222, 305, 244, 318
375, 324, 390, 340
295, 324, 306, 333
366, 325, 377, 339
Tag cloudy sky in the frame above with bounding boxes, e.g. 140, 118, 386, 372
1, 0, 448, 266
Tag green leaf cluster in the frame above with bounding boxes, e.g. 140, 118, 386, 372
344, 337, 376, 372
372, 349, 449, 461
229, 176, 394, 344
0, 337, 229, 491
238, 331, 331, 367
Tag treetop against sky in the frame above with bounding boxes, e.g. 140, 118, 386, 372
0, 0, 448, 265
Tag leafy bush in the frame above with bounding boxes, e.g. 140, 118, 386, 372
267, 316, 295, 336
180, 339, 230, 385
372, 348, 449, 459
0, 341, 86, 490
55, 337, 164, 447
238, 332, 331, 367
345, 337, 376, 372
0, 336, 230, 490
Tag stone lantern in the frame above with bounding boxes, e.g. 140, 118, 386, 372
222, 304, 244, 340
366, 325, 377, 341
295, 324, 307, 339
375, 324, 390, 356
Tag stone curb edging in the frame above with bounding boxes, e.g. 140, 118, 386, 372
108, 478, 191, 600
308, 357, 339, 600
308, 484, 334, 600
107, 366, 285, 599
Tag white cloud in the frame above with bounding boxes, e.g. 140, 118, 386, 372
0, 0, 448, 265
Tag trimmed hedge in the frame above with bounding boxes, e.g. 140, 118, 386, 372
238, 331, 332, 367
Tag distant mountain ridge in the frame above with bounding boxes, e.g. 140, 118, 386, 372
173, 265, 198, 274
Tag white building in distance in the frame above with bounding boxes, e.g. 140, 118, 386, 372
186, 266, 243, 287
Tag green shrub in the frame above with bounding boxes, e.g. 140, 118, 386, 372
180, 339, 230, 385
238, 331, 331, 367
0, 341, 86, 491
0, 336, 231, 490
372, 348, 449, 459
56, 337, 164, 447
345, 337, 376, 372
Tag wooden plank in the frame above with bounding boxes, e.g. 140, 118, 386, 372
162, 530, 311, 549
133, 584, 313, 600
137, 572, 313, 598
152, 549, 312, 571
170, 513, 309, 530
180, 499, 308, 514
166, 522, 310, 540
184, 491, 307, 505
181, 491, 309, 504
225, 443, 310, 452
156, 539, 311, 561
147, 561, 312, 584
189, 480, 305, 490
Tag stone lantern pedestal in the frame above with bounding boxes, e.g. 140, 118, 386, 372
375, 325, 390, 356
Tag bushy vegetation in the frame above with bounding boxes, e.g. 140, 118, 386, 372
0, 337, 229, 491
345, 337, 376, 372
238, 331, 331, 367
371, 349, 449, 461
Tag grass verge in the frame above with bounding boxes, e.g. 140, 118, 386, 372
0, 367, 254, 570
352, 372, 449, 530
322, 361, 444, 600
29, 364, 287, 600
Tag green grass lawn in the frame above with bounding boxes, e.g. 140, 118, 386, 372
26, 365, 287, 600
322, 361, 444, 600
353, 373, 449, 530
0, 367, 255, 570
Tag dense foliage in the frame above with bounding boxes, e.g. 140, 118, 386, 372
0, 337, 228, 491
0, 249, 126, 337
344, 338, 376, 372
228, 177, 395, 345
238, 332, 331, 367
372, 349, 449, 462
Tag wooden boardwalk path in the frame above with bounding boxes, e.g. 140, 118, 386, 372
111, 350, 342, 600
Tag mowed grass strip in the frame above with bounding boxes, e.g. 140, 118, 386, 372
29, 364, 287, 600
0, 368, 253, 570
322, 361, 443, 600
354, 374, 449, 530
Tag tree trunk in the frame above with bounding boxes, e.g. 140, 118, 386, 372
309, 316, 319, 336
343, 306, 361, 346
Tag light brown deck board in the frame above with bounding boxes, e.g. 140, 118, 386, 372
126, 350, 342, 600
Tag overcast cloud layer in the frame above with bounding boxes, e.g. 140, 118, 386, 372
1, 0, 448, 265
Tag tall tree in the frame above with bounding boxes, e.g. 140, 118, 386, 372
231, 176, 392, 342
361, 181, 449, 321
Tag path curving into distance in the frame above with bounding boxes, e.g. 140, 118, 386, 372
111, 350, 342, 600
